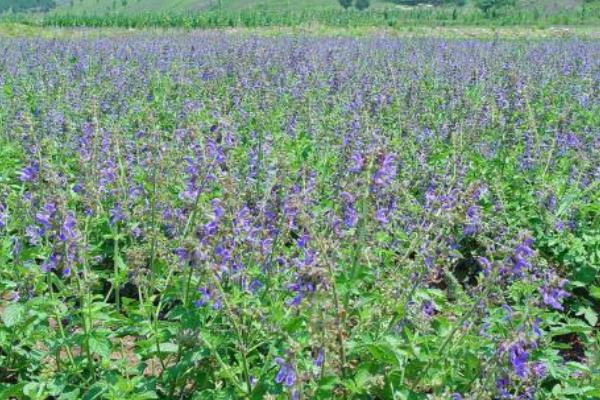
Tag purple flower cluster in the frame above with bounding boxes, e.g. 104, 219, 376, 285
274, 357, 296, 387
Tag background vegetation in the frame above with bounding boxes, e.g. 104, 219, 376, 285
1, 0, 600, 28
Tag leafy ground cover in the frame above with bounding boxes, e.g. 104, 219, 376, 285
0, 33, 599, 399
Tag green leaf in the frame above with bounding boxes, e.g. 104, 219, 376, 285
88, 335, 112, 358
590, 286, 600, 300
23, 382, 43, 399
2, 303, 24, 328
58, 389, 81, 400
583, 307, 598, 327
0, 382, 26, 398
573, 265, 597, 284
157, 342, 179, 353
82, 384, 105, 400
316, 375, 339, 391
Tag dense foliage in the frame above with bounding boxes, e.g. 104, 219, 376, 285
474, 0, 516, 16
0, 0, 55, 13
0, 35, 599, 400
354, 0, 371, 11
338, 0, 354, 10
7, 4, 598, 29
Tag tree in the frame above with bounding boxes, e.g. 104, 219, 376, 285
0, 0, 56, 12
354, 0, 370, 11
338, 0, 352, 9
474, 0, 516, 16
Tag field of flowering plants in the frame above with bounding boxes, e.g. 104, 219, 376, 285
0, 33, 599, 400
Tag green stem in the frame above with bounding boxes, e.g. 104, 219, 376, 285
208, 271, 252, 396
113, 228, 120, 311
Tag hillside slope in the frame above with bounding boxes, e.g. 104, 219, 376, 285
54, 0, 396, 14
54, 0, 590, 15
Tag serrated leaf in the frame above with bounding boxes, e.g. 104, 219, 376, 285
2, 303, 24, 328
88, 336, 112, 358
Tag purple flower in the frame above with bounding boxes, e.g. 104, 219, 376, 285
466, 205, 479, 219
131, 225, 142, 238
344, 204, 359, 228
314, 348, 324, 367
372, 153, 397, 187
0, 203, 7, 229
463, 205, 480, 236
375, 207, 389, 225
502, 304, 513, 321
477, 256, 492, 276
512, 255, 530, 274
36, 202, 57, 228
59, 213, 77, 242
173, 248, 189, 263
26, 225, 43, 245
532, 362, 547, 378
275, 361, 288, 384
202, 199, 225, 237
496, 376, 511, 398
248, 279, 263, 294
422, 300, 436, 317
515, 238, 534, 258
195, 287, 216, 309
41, 253, 59, 273
204, 220, 219, 236
285, 369, 296, 386
109, 203, 124, 225
349, 151, 364, 173
274, 358, 296, 387
287, 292, 303, 307
540, 280, 569, 311
296, 232, 310, 249
511, 237, 535, 275
508, 342, 529, 378
211, 198, 224, 219
341, 192, 358, 228
18, 163, 39, 182
463, 224, 478, 236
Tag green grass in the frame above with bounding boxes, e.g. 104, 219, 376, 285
54, 0, 394, 14
50, 0, 594, 15
1, 0, 598, 34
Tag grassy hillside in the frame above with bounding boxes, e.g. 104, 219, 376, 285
54, 0, 395, 14
5, 0, 597, 28
0, 0, 586, 17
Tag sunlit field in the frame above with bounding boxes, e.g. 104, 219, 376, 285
0, 22, 599, 400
